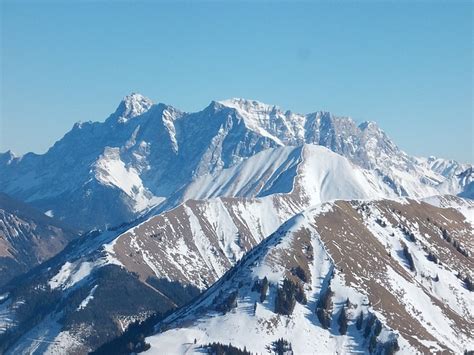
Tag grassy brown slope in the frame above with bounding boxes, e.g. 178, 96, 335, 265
312, 199, 472, 352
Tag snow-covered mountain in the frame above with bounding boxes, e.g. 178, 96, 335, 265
2, 142, 472, 353
0, 193, 78, 287
152, 144, 396, 215
0, 145, 398, 353
0, 94, 471, 230
417, 156, 469, 179
145, 198, 473, 354
0, 94, 472, 354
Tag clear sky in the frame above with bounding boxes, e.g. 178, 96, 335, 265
1, 1, 472, 163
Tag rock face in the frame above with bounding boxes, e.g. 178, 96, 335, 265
0, 193, 78, 287
145, 199, 473, 354
0, 95, 470, 230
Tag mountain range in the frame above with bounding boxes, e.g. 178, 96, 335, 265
0, 94, 472, 354
0, 94, 471, 231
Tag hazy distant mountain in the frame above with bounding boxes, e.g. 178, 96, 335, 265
0, 193, 77, 287
0, 94, 471, 230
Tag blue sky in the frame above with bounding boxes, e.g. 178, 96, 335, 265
1, 1, 472, 162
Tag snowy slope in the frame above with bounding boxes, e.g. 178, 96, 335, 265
163, 144, 394, 210
176, 145, 303, 201
145, 198, 473, 354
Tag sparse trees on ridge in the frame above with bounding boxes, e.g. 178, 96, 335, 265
315, 285, 333, 329
275, 278, 306, 315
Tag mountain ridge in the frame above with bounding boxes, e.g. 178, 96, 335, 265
0, 193, 78, 288
144, 198, 473, 354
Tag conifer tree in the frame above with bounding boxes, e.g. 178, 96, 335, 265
338, 306, 348, 335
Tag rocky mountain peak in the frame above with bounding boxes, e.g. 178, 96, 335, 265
113, 93, 154, 123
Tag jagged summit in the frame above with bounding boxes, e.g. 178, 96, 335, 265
218, 97, 279, 114
113, 92, 154, 123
